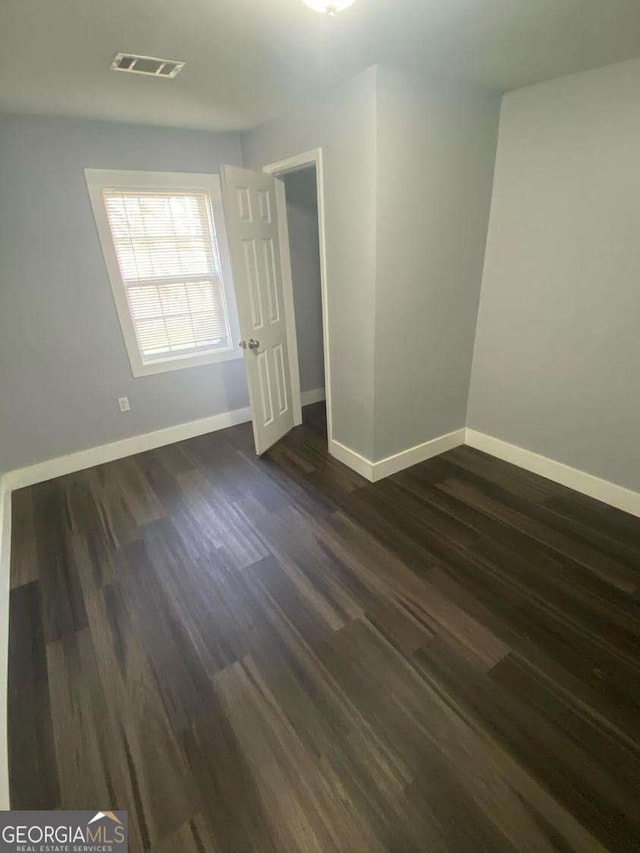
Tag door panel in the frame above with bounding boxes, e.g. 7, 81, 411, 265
221, 165, 294, 454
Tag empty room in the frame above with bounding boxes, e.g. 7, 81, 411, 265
1, 0, 639, 850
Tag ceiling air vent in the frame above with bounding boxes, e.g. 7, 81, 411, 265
111, 53, 185, 79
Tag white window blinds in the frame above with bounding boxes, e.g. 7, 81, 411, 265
102, 189, 230, 362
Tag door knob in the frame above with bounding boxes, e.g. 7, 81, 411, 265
238, 340, 247, 349
247, 339, 260, 350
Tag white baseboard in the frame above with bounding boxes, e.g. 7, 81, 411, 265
329, 440, 375, 480
329, 427, 640, 518
4, 406, 253, 492
1, 417, 638, 808
465, 429, 640, 519
301, 387, 326, 407
373, 429, 466, 481
0, 476, 12, 808
329, 428, 465, 483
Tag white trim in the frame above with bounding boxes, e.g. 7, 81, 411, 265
4, 407, 252, 492
301, 387, 326, 406
2, 421, 637, 805
373, 429, 466, 481
331, 426, 640, 516
0, 476, 11, 809
330, 428, 466, 483
272, 177, 303, 427
262, 149, 333, 445
263, 150, 322, 176
465, 430, 640, 519
84, 169, 243, 378
329, 440, 375, 481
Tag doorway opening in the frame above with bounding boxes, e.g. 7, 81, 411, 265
282, 167, 326, 440
263, 150, 332, 448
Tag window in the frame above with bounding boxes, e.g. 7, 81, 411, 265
86, 170, 240, 377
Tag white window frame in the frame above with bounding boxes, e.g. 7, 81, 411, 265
85, 168, 242, 378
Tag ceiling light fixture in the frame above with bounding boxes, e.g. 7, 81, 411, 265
301, 0, 358, 15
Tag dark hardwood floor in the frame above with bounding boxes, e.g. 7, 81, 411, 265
8, 403, 640, 851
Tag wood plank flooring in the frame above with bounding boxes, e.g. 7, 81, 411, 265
8, 403, 640, 851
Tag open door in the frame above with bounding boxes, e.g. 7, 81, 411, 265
220, 165, 295, 454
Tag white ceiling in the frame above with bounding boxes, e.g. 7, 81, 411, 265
2, 0, 640, 132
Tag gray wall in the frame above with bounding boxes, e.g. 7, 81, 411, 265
467, 58, 640, 492
242, 67, 377, 459
0, 115, 248, 474
374, 67, 501, 460
283, 168, 324, 395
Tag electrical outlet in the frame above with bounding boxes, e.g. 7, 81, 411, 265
118, 396, 131, 413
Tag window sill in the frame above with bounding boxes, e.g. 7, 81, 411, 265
131, 346, 243, 378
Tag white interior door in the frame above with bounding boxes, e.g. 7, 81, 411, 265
220, 165, 295, 454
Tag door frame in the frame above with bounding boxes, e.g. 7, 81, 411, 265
262, 149, 333, 444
